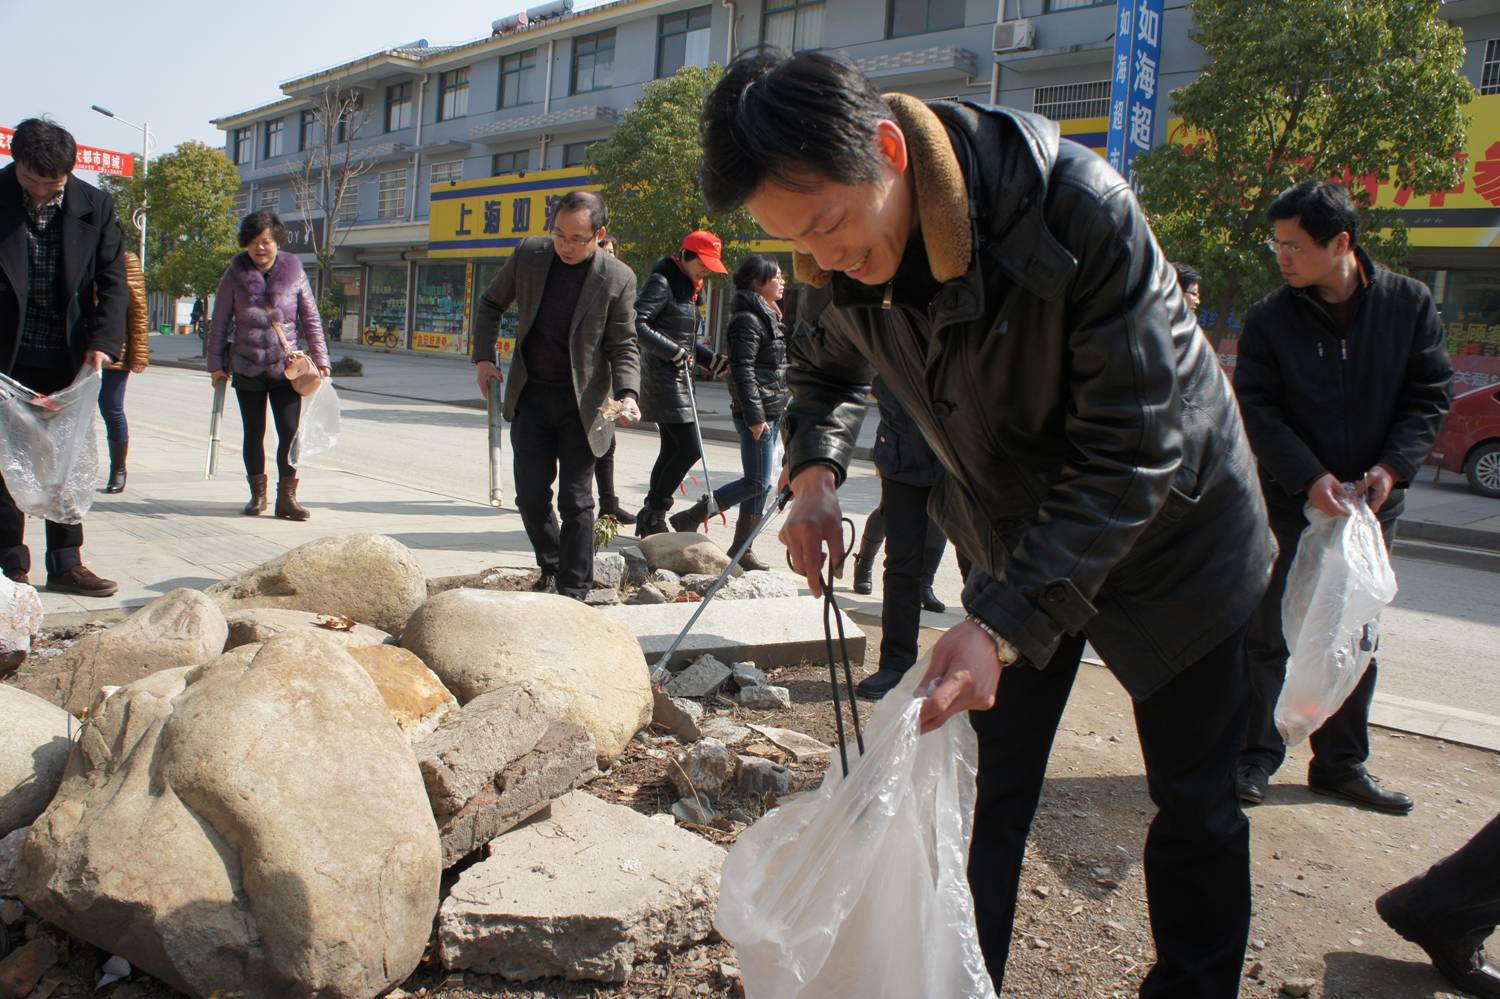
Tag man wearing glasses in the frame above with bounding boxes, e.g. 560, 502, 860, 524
473, 190, 641, 599
1233, 180, 1452, 813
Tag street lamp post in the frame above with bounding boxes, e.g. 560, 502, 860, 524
90, 105, 150, 273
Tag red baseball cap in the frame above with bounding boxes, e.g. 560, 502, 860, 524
681, 230, 728, 273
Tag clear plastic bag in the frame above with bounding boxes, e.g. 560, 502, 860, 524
716, 662, 997, 999
0, 573, 45, 664
290, 379, 340, 466
0, 367, 102, 524
1275, 492, 1398, 745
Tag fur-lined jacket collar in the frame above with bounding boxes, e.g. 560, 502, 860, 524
650, 255, 701, 305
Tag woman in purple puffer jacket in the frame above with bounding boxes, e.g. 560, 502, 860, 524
207, 210, 330, 520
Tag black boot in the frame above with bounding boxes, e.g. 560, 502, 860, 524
635, 498, 672, 538
599, 496, 636, 525
851, 532, 883, 595
105, 440, 128, 494
920, 586, 946, 613
730, 512, 771, 571
669, 498, 711, 533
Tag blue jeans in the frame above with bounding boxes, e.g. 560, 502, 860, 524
713, 415, 778, 517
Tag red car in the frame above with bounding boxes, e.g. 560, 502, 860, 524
1429, 382, 1500, 498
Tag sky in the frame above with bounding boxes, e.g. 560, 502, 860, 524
0, 0, 605, 178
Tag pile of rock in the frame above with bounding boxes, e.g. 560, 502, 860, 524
0, 532, 766, 995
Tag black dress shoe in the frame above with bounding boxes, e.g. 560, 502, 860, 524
1378, 884, 1500, 998
1237, 765, 1269, 806
920, 586, 946, 613
856, 667, 907, 700
1309, 770, 1413, 814
599, 501, 636, 526
531, 571, 558, 594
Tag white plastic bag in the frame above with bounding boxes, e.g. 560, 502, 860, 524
0, 573, 45, 665
290, 379, 341, 465
0, 367, 102, 524
716, 663, 997, 999
1275, 492, 1398, 745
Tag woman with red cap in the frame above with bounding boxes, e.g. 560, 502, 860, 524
632, 230, 729, 536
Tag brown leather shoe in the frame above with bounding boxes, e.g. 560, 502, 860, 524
3, 567, 28, 585
46, 564, 119, 597
243, 474, 268, 516
275, 477, 310, 521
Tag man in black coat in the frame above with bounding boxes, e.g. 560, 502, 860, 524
0, 119, 127, 597
1233, 181, 1452, 815
472, 191, 640, 600
702, 51, 1274, 997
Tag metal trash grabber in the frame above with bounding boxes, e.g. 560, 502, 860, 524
487, 387, 505, 507
680, 351, 719, 521
648, 486, 792, 685
807, 517, 865, 777
205, 379, 226, 479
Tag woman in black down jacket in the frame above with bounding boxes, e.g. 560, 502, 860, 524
633, 231, 728, 536
668, 254, 789, 569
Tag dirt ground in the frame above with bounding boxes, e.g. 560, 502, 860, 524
4, 615, 1498, 999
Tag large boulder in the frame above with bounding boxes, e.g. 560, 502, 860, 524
401, 589, 651, 764
438, 790, 725, 982
0, 686, 76, 835
207, 534, 426, 635
639, 533, 742, 578
19, 589, 227, 714
17, 633, 440, 999
224, 608, 393, 651
346, 645, 459, 742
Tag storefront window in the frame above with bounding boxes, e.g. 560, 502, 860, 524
472, 261, 519, 362
364, 264, 409, 348
1411, 268, 1500, 388
328, 267, 363, 343
413, 263, 470, 354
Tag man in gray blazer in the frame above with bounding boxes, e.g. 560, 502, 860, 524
472, 190, 640, 599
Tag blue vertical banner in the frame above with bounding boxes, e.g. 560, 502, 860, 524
1104, 0, 1163, 186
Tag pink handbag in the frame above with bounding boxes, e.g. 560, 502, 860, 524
272, 320, 322, 396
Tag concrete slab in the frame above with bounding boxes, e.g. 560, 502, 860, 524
1371, 692, 1500, 753
437, 789, 724, 982
597, 595, 866, 672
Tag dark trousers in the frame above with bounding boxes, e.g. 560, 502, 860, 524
872, 478, 946, 673
511, 385, 596, 597
97, 368, 130, 443
1397, 811, 1500, 954
235, 381, 302, 480
0, 362, 85, 574
645, 420, 702, 509
969, 624, 1252, 998
1241, 504, 1393, 782
595, 437, 619, 508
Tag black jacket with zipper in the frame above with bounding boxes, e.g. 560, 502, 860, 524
785, 97, 1274, 700
1233, 248, 1452, 522
635, 256, 715, 424
726, 288, 788, 425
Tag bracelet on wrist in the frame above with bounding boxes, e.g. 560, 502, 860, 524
965, 613, 1021, 666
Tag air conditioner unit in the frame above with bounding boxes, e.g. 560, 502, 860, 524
993, 19, 1035, 53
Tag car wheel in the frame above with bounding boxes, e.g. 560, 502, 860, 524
1465, 441, 1500, 498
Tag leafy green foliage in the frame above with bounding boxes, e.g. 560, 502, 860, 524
587, 65, 761, 278
1131, 0, 1472, 338
103, 141, 240, 300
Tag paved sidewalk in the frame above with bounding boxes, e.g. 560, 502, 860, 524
155, 334, 1500, 549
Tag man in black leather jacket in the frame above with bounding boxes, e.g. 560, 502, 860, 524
702, 51, 1274, 998
1233, 181, 1452, 815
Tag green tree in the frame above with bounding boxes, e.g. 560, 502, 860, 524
147, 141, 241, 301
1131, 0, 1473, 341
587, 65, 760, 278
104, 142, 240, 301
